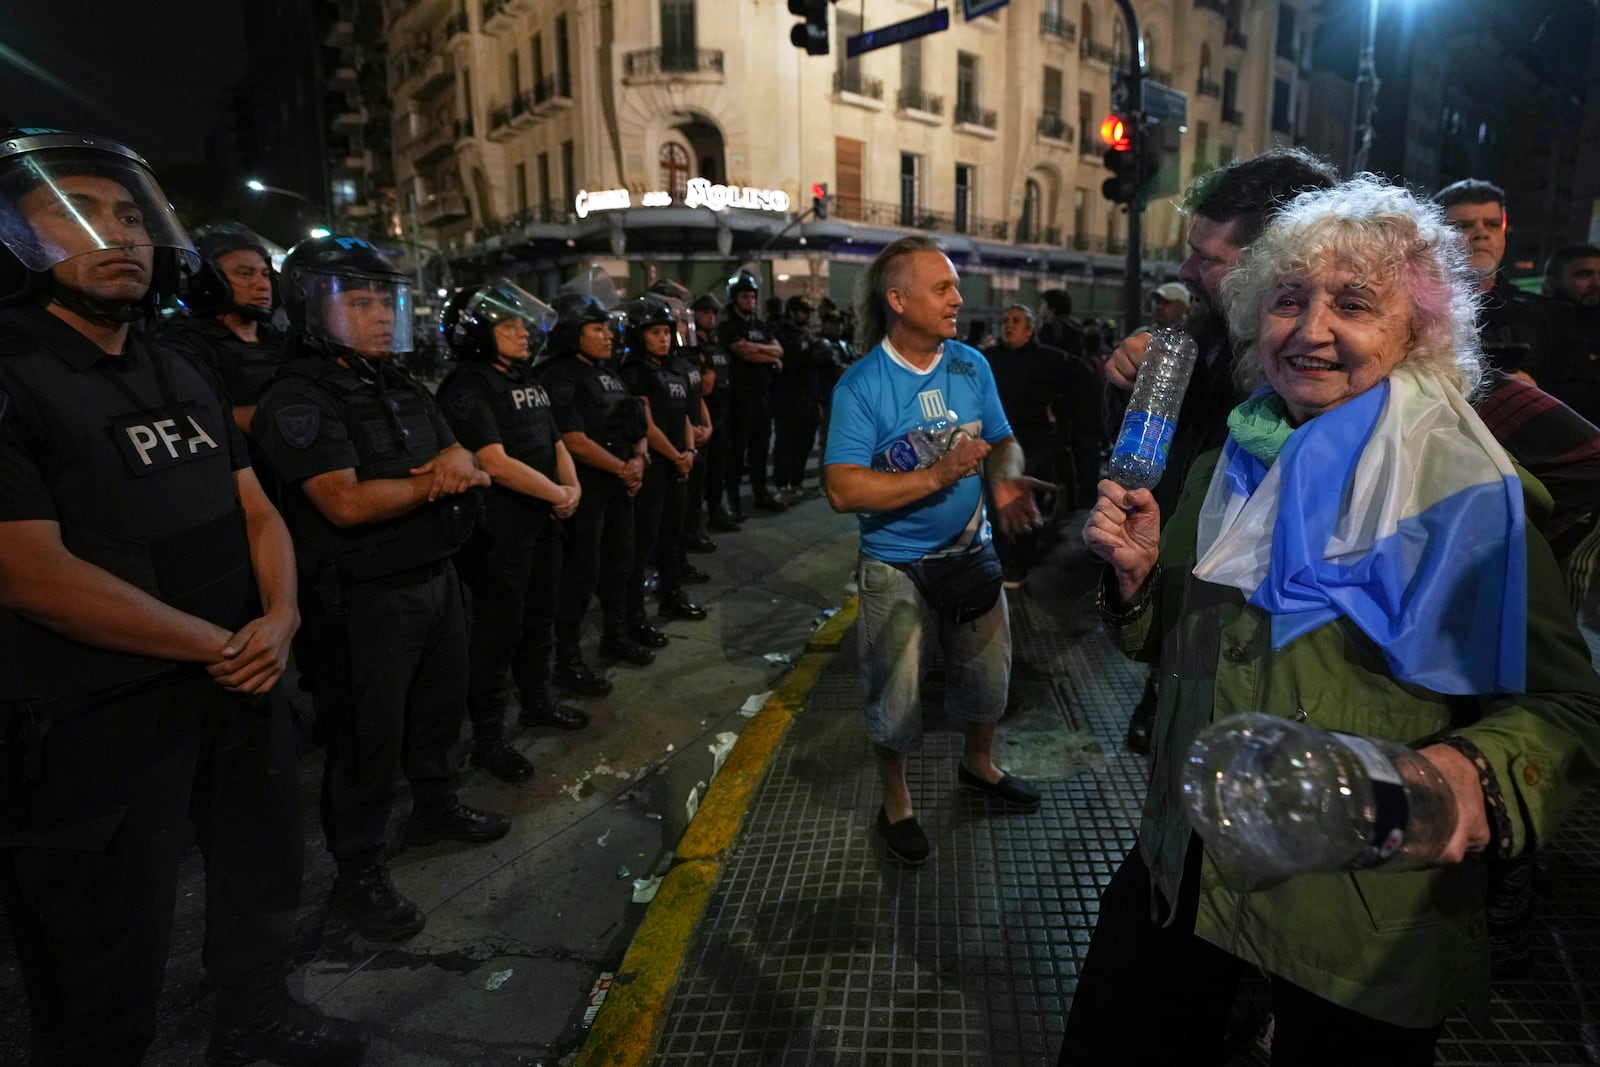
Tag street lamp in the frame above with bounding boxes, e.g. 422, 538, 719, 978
244, 179, 329, 239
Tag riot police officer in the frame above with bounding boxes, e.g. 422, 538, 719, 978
620, 295, 707, 629
436, 280, 588, 785
253, 235, 509, 943
538, 293, 656, 686
164, 220, 284, 438
720, 269, 786, 517
691, 292, 741, 532
648, 280, 716, 559
0, 130, 365, 1065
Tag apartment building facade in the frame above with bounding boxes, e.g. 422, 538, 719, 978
383, 0, 1314, 321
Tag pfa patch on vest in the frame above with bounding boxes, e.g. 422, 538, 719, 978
275, 404, 321, 450
111, 403, 222, 476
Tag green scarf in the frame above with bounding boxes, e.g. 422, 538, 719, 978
1226, 393, 1295, 466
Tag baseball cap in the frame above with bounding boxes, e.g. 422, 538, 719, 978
1151, 282, 1190, 305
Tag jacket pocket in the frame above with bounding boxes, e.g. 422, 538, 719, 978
1349, 863, 1482, 934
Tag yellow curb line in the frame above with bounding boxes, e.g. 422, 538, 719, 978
571, 597, 859, 1067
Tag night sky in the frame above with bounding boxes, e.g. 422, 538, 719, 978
0, 1, 246, 168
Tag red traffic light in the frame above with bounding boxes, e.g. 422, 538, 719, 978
811, 182, 827, 199
1100, 114, 1131, 151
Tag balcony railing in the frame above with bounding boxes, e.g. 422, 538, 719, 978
405, 123, 456, 165
1225, 24, 1249, 49
834, 70, 884, 99
897, 86, 944, 114
1079, 132, 1103, 157
1080, 38, 1114, 63
531, 74, 573, 106
953, 101, 997, 129
1197, 77, 1221, 98
419, 191, 470, 227
1037, 112, 1071, 142
622, 47, 725, 79
1039, 12, 1077, 42
847, 198, 1007, 239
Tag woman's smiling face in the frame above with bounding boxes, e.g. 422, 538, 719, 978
1259, 266, 1412, 424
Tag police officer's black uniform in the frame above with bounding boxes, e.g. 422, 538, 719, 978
721, 272, 785, 515
436, 281, 588, 786
0, 130, 362, 1067
770, 296, 824, 495
539, 295, 657, 680
693, 296, 741, 531
253, 235, 508, 944
620, 297, 707, 627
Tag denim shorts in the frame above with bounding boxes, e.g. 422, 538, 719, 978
856, 553, 1012, 751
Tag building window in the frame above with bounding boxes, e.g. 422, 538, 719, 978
837, 11, 862, 83
901, 37, 922, 94
1020, 179, 1042, 243
537, 152, 550, 212
1073, 187, 1087, 246
555, 15, 572, 96
836, 136, 863, 221
956, 51, 978, 115
900, 152, 921, 227
1043, 66, 1063, 117
560, 140, 575, 203
531, 33, 544, 91
1200, 44, 1212, 86
660, 142, 690, 199
955, 163, 974, 234
1080, 2, 1093, 44
1277, 3, 1297, 60
662, 0, 696, 63
1077, 90, 1094, 152
1112, 18, 1127, 66
515, 162, 527, 214
1271, 78, 1292, 133
1195, 120, 1211, 169
1222, 69, 1239, 113
461, 68, 474, 130
508, 50, 521, 100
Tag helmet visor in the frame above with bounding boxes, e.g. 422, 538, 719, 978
469, 280, 556, 334
304, 273, 414, 356
0, 147, 197, 274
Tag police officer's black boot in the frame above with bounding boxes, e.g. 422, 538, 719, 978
676, 546, 712, 585
600, 629, 656, 665
518, 689, 591, 730
657, 588, 708, 621
470, 731, 534, 783
627, 616, 670, 649
207, 984, 369, 1066
709, 505, 743, 532
331, 858, 426, 942
404, 795, 512, 847
552, 645, 613, 696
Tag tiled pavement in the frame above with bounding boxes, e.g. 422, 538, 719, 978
635, 532, 1600, 1066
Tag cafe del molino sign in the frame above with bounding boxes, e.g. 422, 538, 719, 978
573, 178, 792, 219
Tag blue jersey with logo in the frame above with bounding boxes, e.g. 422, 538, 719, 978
824, 339, 1011, 563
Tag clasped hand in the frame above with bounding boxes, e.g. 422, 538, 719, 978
410, 448, 490, 501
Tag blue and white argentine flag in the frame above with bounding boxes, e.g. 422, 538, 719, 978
1193, 368, 1527, 694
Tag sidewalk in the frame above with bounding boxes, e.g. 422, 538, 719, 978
581, 522, 1600, 1066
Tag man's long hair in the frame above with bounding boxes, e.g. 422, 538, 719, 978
854, 235, 946, 351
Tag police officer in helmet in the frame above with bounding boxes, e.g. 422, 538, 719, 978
254, 234, 510, 943
720, 268, 786, 516
539, 291, 656, 687
0, 130, 366, 1064
166, 221, 284, 430
620, 293, 708, 632
436, 280, 588, 785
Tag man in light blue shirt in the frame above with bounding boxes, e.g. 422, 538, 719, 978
825, 236, 1051, 865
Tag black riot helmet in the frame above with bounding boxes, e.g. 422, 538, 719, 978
623, 293, 679, 358
726, 268, 760, 302
280, 234, 413, 361
439, 278, 556, 364
179, 220, 279, 321
548, 291, 614, 356
0, 128, 199, 318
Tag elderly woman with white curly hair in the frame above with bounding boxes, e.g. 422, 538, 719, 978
1062, 176, 1600, 1066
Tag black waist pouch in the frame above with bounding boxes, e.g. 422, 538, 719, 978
900, 541, 1004, 624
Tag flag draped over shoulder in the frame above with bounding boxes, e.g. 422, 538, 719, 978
1193, 368, 1527, 694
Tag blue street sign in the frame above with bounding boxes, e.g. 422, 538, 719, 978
962, 0, 1010, 18
845, 8, 951, 57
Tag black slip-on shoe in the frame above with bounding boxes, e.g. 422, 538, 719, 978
876, 807, 930, 865
957, 764, 1042, 810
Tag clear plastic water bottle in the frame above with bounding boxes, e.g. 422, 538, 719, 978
872, 409, 964, 473
1179, 713, 1458, 888
1108, 327, 1199, 490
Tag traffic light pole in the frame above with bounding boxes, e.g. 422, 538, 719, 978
1114, 0, 1145, 337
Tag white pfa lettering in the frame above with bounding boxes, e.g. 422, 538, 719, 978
124, 415, 221, 466
126, 424, 161, 465
185, 415, 218, 453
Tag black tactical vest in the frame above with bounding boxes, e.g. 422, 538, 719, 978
165, 316, 285, 406
541, 354, 644, 459
626, 353, 692, 450
0, 313, 254, 700
272, 358, 479, 585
